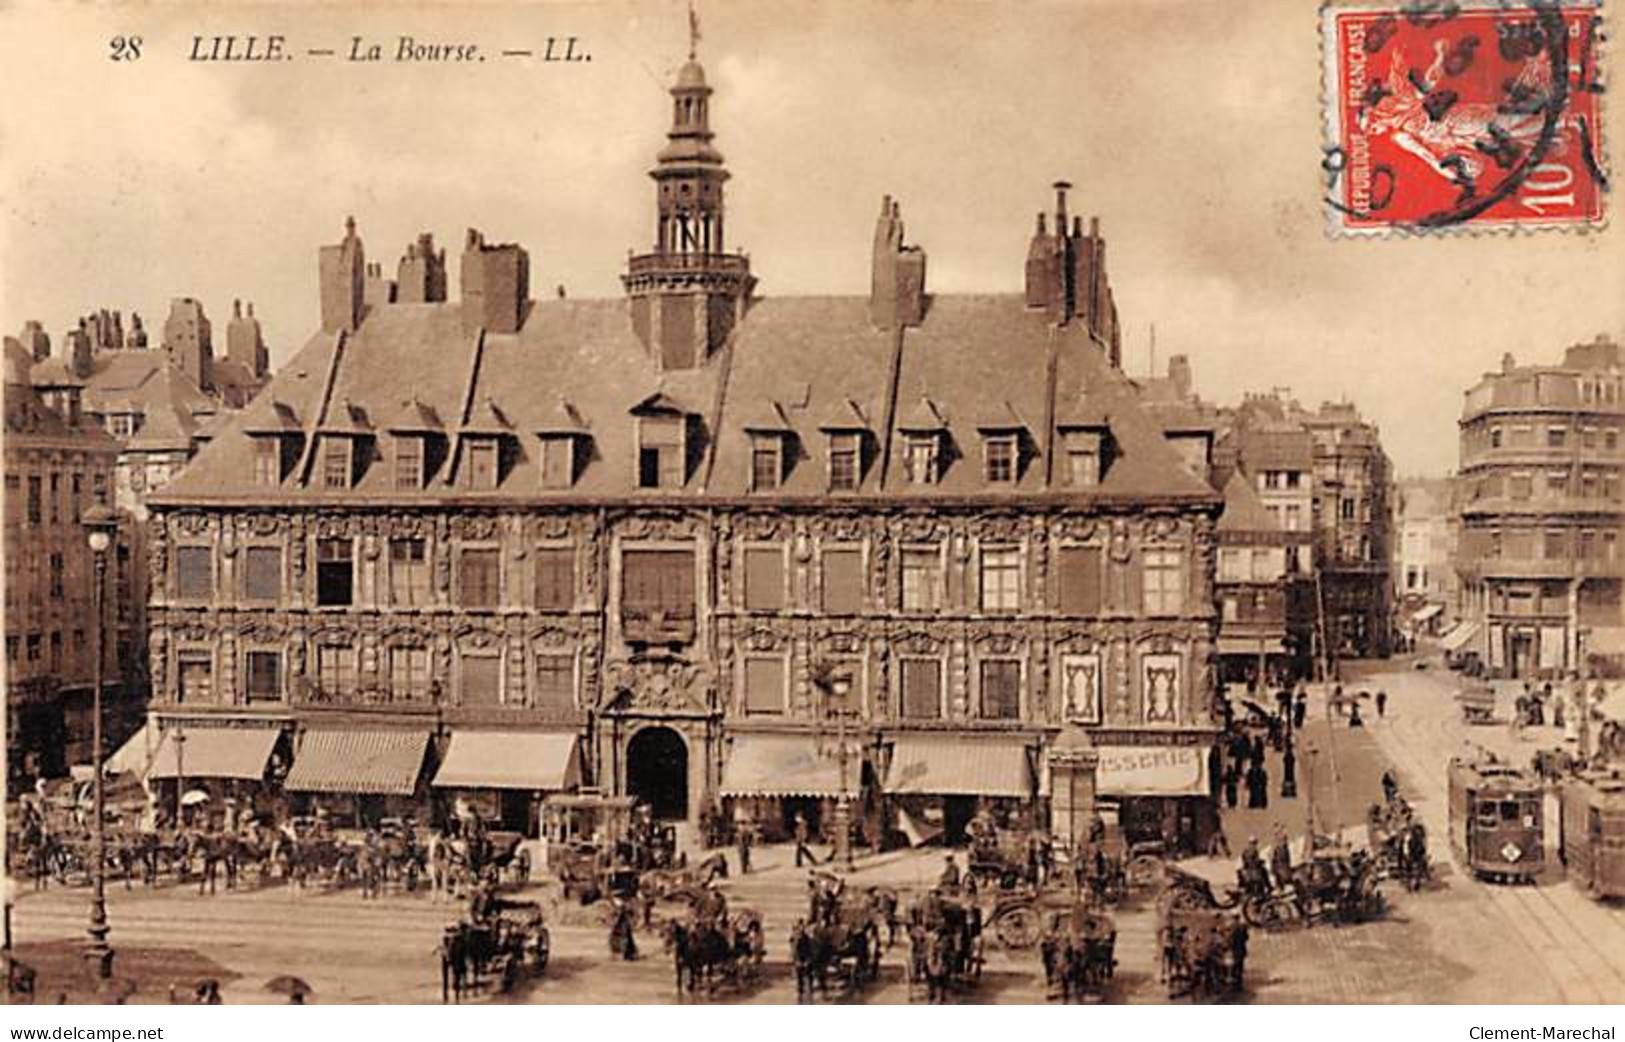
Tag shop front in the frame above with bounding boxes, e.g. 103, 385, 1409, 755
882, 734, 1039, 847
145, 722, 288, 826
718, 733, 847, 843
431, 730, 583, 838
1093, 742, 1215, 857
281, 728, 432, 828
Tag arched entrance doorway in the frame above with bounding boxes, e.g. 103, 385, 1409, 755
627, 726, 689, 821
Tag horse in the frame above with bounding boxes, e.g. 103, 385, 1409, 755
790, 915, 877, 1002
438, 925, 470, 1004
662, 918, 734, 995
426, 832, 456, 903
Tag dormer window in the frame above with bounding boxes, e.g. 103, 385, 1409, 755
536, 397, 589, 490
466, 437, 499, 489
253, 437, 280, 486
385, 397, 445, 491
321, 436, 352, 489
245, 400, 303, 487
630, 392, 690, 490
1062, 428, 1106, 488
984, 436, 1016, 483
898, 397, 948, 485
394, 436, 423, 490
315, 399, 372, 491
458, 397, 513, 490
744, 401, 794, 492
829, 433, 861, 490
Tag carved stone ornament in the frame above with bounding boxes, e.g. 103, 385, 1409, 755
971, 629, 1022, 656
174, 512, 212, 537
452, 514, 500, 541
815, 629, 864, 655
1057, 517, 1099, 542
603, 656, 715, 712
972, 512, 1025, 541
894, 629, 946, 656
1141, 516, 1181, 542
454, 625, 505, 650
740, 514, 782, 540
897, 515, 949, 541
1109, 519, 1133, 564
530, 625, 575, 648
617, 511, 699, 540
315, 515, 358, 539
249, 514, 284, 537
810, 514, 865, 542
743, 627, 784, 652
533, 515, 572, 540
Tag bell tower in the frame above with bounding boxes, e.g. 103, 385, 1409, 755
622, 24, 755, 370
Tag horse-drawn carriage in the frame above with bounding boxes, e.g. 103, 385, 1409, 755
439, 899, 550, 1001
966, 828, 1039, 890
1039, 899, 1116, 1003
543, 793, 679, 905
661, 903, 766, 996
1456, 683, 1497, 725
1239, 845, 1385, 930
1366, 799, 1431, 892
790, 880, 892, 1002
906, 888, 984, 1003
1158, 899, 1247, 1001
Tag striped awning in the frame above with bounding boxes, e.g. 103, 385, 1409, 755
1216, 637, 1286, 656
432, 732, 581, 791
884, 736, 1033, 798
283, 730, 430, 796
1441, 622, 1481, 653
1411, 604, 1444, 624
720, 735, 846, 798
147, 727, 280, 781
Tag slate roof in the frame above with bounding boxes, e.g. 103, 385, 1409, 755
1217, 470, 1278, 533
156, 293, 1219, 508
30, 350, 219, 452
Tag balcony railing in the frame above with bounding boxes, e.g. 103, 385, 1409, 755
626, 251, 751, 277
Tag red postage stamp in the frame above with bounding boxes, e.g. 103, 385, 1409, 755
1322, 1, 1606, 233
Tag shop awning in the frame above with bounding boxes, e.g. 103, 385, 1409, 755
106, 722, 158, 778
432, 732, 581, 791
1587, 628, 1625, 657
884, 736, 1033, 797
1441, 622, 1481, 653
1216, 637, 1285, 656
283, 730, 429, 796
719, 735, 846, 798
1095, 744, 1209, 797
1411, 604, 1444, 624
146, 727, 280, 781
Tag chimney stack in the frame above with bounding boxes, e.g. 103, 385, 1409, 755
869, 195, 927, 330
460, 228, 530, 335
319, 216, 366, 333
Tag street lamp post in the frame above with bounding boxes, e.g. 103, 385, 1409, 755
832, 671, 854, 871
81, 504, 118, 980
174, 726, 187, 826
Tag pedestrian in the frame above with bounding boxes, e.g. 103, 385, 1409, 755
793, 812, 813, 868
1245, 762, 1266, 809
1333, 684, 1345, 717
940, 854, 961, 890
1160, 804, 1180, 859
1376, 690, 1388, 719
1223, 764, 1240, 809
1294, 691, 1308, 730
736, 822, 753, 875
1281, 742, 1298, 799
1207, 826, 1232, 859
1270, 825, 1293, 886
1381, 770, 1398, 804
1257, 763, 1271, 809
1349, 703, 1364, 728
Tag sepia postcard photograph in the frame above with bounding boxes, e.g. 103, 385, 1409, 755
1, 0, 1623, 1019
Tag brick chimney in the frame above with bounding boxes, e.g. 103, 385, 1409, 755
460, 228, 530, 335
869, 195, 927, 330
319, 216, 366, 333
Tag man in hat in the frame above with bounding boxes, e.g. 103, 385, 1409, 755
939, 854, 962, 890
1240, 836, 1269, 897
793, 812, 813, 868
736, 821, 753, 875
1270, 824, 1293, 890
1293, 690, 1309, 731
1281, 741, 1298, 799
1375, 690, 1388, 720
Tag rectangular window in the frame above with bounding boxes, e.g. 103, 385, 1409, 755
1546, 470, 1568, 496
255, 437, 281, 486
751, 440, 781, 491
1143, 547, 1185, 615
175, 546, 213, 600
26, 634, 40, 661
47, 475, 58, 523
69, 475, 81, 521
92, 474, 107, 507
638, 416, 683, 489
984, 436, 1016, 484
1584, 427, 1599, 450
821, 548, 863, 614
901, 658, 942, 720
321, 437, 351, 489
904, 435, 939, 484
743, 657, 785, 716
900, 549, 940, 612
1340, 498, 1355, 521
458, 548, 500, 608
829, 433, 860, 491
1510, 474, 1533, 500
533, 546, 575, 610
48, 632, 61, 672
1285, 471, 1302, 488
1058, 546, 1103, 615
1490, 427, 1503, 449
243, 546, 281, 602
245, 650, 282, 703
744, 547, 785, 612
1579, 530, 1596, 559
466, 438, 498, 489
1548, 426, 1567, 448
394, 437, 422, 490
389, 538, 429, 607
1251, 548, 1274, 581
5, 475, 19, 527
979, 660, 1021, 720
316, 645, 354, 699
1607, 429, 1619, 451
1605, 532, 1618, 561
460, 653, 501, 706
48, 553, 63, 599
5, 637, 15, 663
26, 476, 40, 524
979, 547, 1020, 613
1545, 530, 1567, 560
1605, 472, 1621, 502
389, 646, 430, 701
1069, 447, 1100, 488
1582, 472, 1600, 498
622, 549, 697, 638
315, 538, 354, 607
177, 653, 213, 705
1283, 504, 1302, 531
533, 653, 576, 712
540, 436, 574, 489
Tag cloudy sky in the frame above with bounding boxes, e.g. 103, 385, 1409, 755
3, 0, 1620, 477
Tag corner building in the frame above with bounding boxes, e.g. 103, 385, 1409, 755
145, 56, 1223, 850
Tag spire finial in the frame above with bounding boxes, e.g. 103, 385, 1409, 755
688, 0, 700, 60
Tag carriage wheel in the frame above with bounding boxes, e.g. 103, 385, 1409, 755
992, 905, 1042, 950
1127, 855, 1162, 889
1167, 887, 1208, 912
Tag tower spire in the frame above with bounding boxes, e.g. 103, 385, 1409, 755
688, 0, 700, 60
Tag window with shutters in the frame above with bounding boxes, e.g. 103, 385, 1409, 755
539, 435, 575, 489
979, 547, 1020, 613
979, 660, 1021, 720
460, 653, 501, 706
534, 547, 575, 611
317, 644, 354, 699
900, 658, 942, 719
322, 437, 351, 489
175, 546, 213, 600
389, 538, 429, 606
622, 549, 696, 643
394, 436, 422, 490
821, 548, 863, 614
177, 653, 213, 705
743, 657, 785, 716
1142, 547, 1184, 615
246, 650, 282, 703
458, 548, 500, 608
984, 435, 1017, 484
533, 653, 576, 712
389, 646, 430, 701
744, 547, 785, 612
828, 433, 861, 491
1058, 546, 1103, 615
901, 549, 940, 613
93, 473, 107, 507
316, 538, 354, 606
243, 546, 281, 602
466, 438, 499, 490
638, 415, 685, 489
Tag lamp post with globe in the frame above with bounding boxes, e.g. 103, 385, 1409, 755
80, 503, 118, 979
